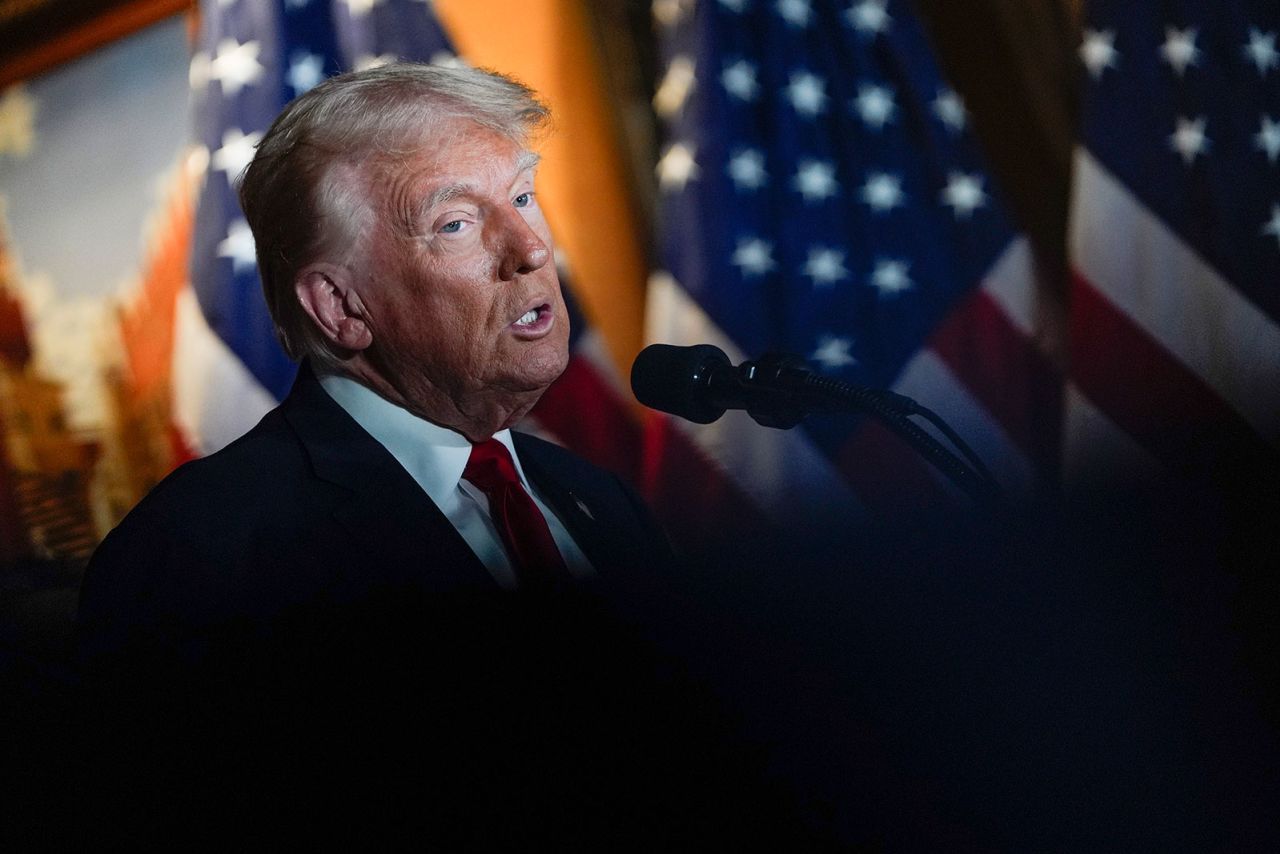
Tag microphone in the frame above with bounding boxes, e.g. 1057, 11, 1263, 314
630, 343, 918, 428
630, 343, 1002, 506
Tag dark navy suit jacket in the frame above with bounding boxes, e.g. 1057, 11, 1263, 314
79, 365, 675, 647
74, 366, 808, 848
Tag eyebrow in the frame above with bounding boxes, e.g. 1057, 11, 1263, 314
423, 150, 542, 211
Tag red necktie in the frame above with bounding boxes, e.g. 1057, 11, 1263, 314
463, 439, 568, 586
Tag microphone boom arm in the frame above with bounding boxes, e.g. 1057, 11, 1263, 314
736, 353, 1001, 506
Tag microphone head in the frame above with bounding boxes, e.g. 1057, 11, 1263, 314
630, 343, 731, 424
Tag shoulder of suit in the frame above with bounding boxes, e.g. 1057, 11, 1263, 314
116, 405, 305, 529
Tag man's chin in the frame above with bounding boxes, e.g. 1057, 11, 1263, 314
527, 353, 572, 393
490, 348, 566, 397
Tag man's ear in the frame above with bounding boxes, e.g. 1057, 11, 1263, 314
295, 264, 373, 351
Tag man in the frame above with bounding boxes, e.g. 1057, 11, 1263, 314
76, 64, 807, 847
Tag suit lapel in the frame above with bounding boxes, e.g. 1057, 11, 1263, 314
280, 366, 495, 592
513, 433, 623, 577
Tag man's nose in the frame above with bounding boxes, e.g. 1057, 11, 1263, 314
494, 209, 551, 280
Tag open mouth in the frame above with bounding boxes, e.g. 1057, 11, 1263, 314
514, 306, 544, 326
509, 302, 554, 335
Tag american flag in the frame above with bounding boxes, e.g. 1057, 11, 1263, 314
1067, 3, 1280, 496
645, 0, 1056, 536
183, 0, 452, 452
181, 0, 638, 472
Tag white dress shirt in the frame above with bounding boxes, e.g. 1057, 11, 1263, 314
318, 372, 593, 589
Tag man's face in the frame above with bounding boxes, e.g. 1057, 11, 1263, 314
354, 118, 570, 426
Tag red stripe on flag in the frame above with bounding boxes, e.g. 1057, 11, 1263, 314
837, 419, 954, 518
638, 414, 777, 553
530, 354, 645, 484
929, 289, 1062, 481
1070, 272, 1280, 494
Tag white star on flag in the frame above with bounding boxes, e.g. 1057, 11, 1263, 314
941, 172, 987, 219
732, 237, 777, 277
1169, 115, 1210, 164
429, 51, 466, 69
342, 0, 385, 18
1256, 115, 1280, 164
210, 39, 265, 97
793, 159, 839, 203
786, 71, 828, 118
845, 0, 891, 37
657, 142, 699, 192
211, 128, 263, 187
870, 258, 913, 295
932, 88, 967, 133
654, 56, 696, 118
860, 171, 904, 212
810, 335, 857, 369
1080, 28, 1119, 80
775, 0, 813, 28
853, 83, 896, 130
803, 246, 849, 286
1263, 204, 1280, 249
653, 0, 691, 26
727, 148, 768, 191
218, 219, 257, 273
1244, 27, 1279, 76
717, 0, 748, 13
355, 53, 398, 71
1161, 27, 1201, 77
287, 52, 325, 95
721, 59, 759, 102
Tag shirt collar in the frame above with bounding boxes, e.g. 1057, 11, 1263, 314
316, 371, 533, 505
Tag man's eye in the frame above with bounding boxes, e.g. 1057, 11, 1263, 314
514, 192, 532, 208
439, 220, 464, 233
